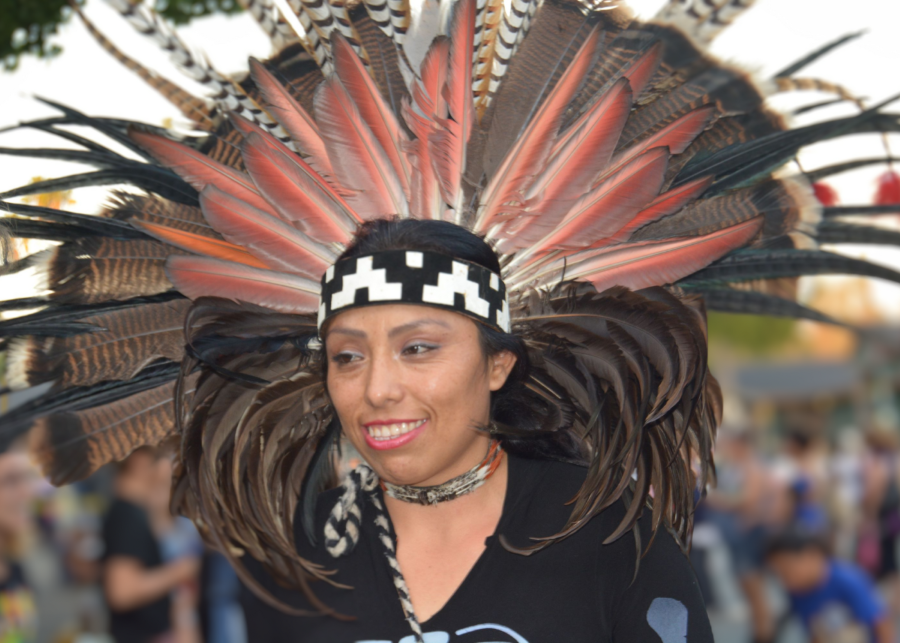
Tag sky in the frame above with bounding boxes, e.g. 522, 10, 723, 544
1, 0, 900, 316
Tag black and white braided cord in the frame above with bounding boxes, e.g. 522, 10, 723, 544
325, 465, 425, 643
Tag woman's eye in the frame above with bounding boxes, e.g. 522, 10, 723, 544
331, 352, 361, 365
402, 343, 437, 356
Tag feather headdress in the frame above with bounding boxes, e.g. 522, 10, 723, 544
2, 0, 900, 613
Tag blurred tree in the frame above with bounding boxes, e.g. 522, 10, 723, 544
707, 311, 797, 355
1, 0, 243, 71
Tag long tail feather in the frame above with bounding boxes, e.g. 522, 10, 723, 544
165, 256, 320, 313
240, 129, 359, 241
198, 185, 334, 277
476, 28, 600, 232
249, 58, 333, 178
427, 0, 475, 217
314, 77, 409, 217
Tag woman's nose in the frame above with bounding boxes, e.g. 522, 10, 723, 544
363, 353, 404, 407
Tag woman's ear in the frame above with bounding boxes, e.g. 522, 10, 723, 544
488, 350, 517, 392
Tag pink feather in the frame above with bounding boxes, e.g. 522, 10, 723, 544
602, 177, 713, 245
240, 130, 359, 243
130, 130, 278, 217
548, 43, 662, 162
427, 0, 475, 216
601, 106, 715, 185
475, 28, 600, 233
403, 38, 451, 219
528, 217, 764, 292
331, 35, 411, 199
498, 78, 634, 246
530, 147, 670, 253
248, 57, 334, 180
199, 185, 333, 278
315, 77, 410, 218
166, 255, 320, 314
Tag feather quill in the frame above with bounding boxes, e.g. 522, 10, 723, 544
524, 218, 764, 293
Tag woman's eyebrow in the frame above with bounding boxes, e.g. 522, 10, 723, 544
327, 327, 367, 338
388, 319, 451, 338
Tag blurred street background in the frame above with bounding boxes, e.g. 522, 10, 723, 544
3, 0, 900, 642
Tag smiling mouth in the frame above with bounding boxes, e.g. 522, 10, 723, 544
365, 419, 427, 441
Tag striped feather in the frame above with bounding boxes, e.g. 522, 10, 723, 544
30, 377, 197, 485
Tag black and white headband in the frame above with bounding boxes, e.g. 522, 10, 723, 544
318, 250, 510, 333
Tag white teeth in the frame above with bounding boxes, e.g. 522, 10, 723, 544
366, 419, 425, 441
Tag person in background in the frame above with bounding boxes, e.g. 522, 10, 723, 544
0, 446, 38, 642
102, 447, 199, 643
766, 529, 894, 643
860, 427, 900, 613
705, 430, 780, 643
784, 430, 830, 534
148, 456, 204, 643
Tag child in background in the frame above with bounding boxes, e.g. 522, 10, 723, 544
766, 529, 894, 643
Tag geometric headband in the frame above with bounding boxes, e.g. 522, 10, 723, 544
318, 250, 510, 333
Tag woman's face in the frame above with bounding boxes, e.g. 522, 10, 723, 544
325, 304, 515, 486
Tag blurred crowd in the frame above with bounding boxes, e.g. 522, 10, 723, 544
0, 444, 246, 643
0, 425, 899, 642
695, 425, 900, 643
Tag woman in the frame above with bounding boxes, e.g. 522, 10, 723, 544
232, 218, 713, 642
2, 0, 895, 640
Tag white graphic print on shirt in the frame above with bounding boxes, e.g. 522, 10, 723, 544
356, 622, 529, 642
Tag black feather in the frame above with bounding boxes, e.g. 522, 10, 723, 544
693, 286, 846, 326
816, 221, 900, 248
684, 249, 900, 285
774, 31, 866, 78
299, 419, 340, 547
806, 158, 900, 183
0, 168, 199, 206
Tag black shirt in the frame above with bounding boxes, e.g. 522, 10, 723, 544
102, 498, 171, 643
241, 454, 713, 642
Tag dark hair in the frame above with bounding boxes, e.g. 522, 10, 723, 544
335, 219, 580, 462
764, 528, 830, 559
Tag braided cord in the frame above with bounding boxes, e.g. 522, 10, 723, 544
325, 465, 425, 642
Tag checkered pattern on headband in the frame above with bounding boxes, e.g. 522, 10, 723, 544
318, 250, 510, 332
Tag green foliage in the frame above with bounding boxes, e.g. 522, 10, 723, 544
1, 0, 243, 72
707, 311, 797, 355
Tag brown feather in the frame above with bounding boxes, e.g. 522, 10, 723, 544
30, 376, 197, 486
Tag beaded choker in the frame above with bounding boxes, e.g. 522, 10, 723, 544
382, 440, 504, 505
